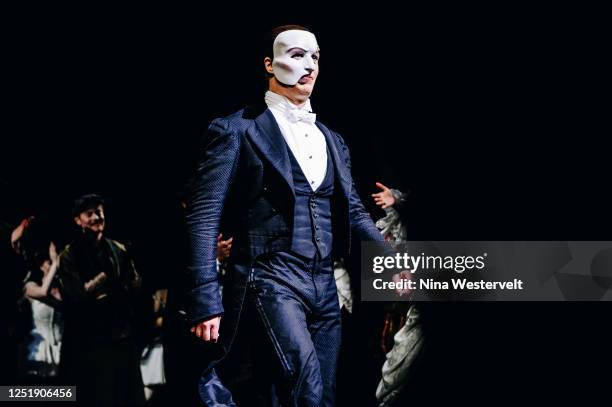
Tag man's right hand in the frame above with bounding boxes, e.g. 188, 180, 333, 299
191, 316, 221, 343
84, 272, 108, 299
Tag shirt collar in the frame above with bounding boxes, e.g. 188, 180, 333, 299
265, 90, 313, 116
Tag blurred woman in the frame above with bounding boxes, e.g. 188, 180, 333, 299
20, 242, 63, 382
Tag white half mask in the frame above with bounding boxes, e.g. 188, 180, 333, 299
271, 30, 319, 86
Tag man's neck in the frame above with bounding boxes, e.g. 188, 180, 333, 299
81, 231, 104, 246
268, 85, 308, 108
285, 96, 307, 108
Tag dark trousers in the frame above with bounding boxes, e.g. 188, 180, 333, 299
247, 251, 341, 407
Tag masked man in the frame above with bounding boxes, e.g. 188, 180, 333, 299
184, 25, 397, 406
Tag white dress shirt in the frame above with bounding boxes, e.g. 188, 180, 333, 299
265, 91, 328, 191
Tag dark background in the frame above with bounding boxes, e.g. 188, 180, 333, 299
2, 4, 610, 404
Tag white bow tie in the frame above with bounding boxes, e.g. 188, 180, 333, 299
286, 108, 317, 124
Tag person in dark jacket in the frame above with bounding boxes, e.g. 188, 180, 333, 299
57, 194, 145, 406
183, 25, 400, 406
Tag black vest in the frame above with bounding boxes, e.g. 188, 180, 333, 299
286, 143, 335, 259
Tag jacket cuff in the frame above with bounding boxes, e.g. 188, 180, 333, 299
185, 280, 224, 326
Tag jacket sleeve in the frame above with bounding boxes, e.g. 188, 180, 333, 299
57, 246, 87, 304
112, 240, 141, 292
184, 118, 241, 325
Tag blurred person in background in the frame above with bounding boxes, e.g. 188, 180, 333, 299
57, 193, 145, 406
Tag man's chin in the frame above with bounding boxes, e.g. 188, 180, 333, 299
294, 83, 314, 96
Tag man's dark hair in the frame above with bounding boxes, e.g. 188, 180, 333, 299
72, 193, 105, 217
264, 25, 312, 58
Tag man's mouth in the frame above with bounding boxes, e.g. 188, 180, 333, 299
298, 75, 314, 84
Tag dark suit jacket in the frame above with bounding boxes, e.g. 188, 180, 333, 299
183, 103, 386, 373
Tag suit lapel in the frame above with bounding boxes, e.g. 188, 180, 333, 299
248, 109, 295, 195
246, 107, 352, 200
316, 122, 352, 198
